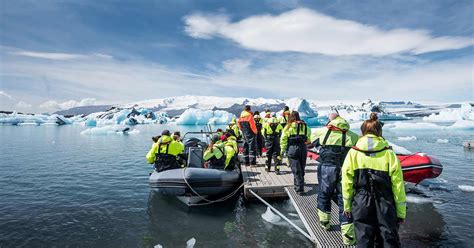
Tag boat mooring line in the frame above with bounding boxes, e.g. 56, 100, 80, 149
248, 189, 314, 243
182, 167, 245, 206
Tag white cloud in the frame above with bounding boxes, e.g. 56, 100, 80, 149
222, 59, 252, 73
15, 101, 32, 108
184, 8, 474, 56
39, 98, 101, 112
11, 51, 113, 60
1, 45, 472, 113
0, 91, 13, 99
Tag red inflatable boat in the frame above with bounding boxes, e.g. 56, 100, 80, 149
307, 151, 443, 184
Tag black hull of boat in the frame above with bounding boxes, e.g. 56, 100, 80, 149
149, 167, 242, 197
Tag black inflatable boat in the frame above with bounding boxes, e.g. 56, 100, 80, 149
148, 131, 243, 206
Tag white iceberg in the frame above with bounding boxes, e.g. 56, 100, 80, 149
458, 185, 474, 192
331, 99, 409, 121
176, 108, 235, 125
282, 98, 321, 125
80, 126, 139, 135
423, 102, 474, 122
397, 136, 417, 141
0, 112, 71, 126
436, 139, 449, 143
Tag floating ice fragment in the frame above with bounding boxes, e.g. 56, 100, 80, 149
186, 238, 196, 248
458, 185, 474, 192
436, 139, 449, 143
261, 207, 281, 224
80, 126, 139, 135
153, 245, 163, 248
405, 195, 434, 204
397, 136, 417, 141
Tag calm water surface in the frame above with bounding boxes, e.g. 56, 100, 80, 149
0, 123, 472, 247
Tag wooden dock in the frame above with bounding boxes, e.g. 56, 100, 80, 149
241, 156, 318, 199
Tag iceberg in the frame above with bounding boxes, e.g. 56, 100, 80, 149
384, 120, 474, 131
176, 108, 235, 125
80, 125, 139, 135
397, 136, 417, 141
0, 112, 71, 126
423, 102, 474, 122
331, 99, 410, 121
283, 98, 323, 125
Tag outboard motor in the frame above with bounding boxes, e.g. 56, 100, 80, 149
184, 138, 208, 168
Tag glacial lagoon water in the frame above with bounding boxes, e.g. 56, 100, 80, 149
0, 123, 473, 247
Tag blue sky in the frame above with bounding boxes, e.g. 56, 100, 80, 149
0, 0, 473, 112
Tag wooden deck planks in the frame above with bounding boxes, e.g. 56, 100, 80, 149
242, 156, 318, 199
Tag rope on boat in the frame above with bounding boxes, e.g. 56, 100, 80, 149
248, 189, 314, 242
181, 166, 245, 206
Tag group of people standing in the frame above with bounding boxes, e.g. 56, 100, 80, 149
146, 105, 406, 247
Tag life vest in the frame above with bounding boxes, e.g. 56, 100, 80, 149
154, 142, 178, 172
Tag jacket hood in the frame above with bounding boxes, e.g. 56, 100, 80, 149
355, 134, 389, 151
158, 135, 173, 144
328, 116, 350, 131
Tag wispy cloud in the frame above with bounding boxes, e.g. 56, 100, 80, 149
0, 91, 13, 99
184, 8, 474, 56
39, 98, 101, 112
15, 101, 32, 109
11, 51, 113, 61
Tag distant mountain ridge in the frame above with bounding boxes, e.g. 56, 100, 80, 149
54, 105, 112, 116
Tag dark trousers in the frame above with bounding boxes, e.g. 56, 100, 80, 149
317, 164, 350, 224
287, 144, 307, 191
352, 191, 400, 248
243, 131, 257, 165
265, 135, 280, 168
256, 133, 264, 156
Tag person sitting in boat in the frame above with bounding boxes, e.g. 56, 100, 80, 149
226, 118, 241, 140
223, 132, 239, 170
204, 134, 227, 170
310, 112, 359, 245
216, 128, 224, 137
146, 130, 184, 172
254, 111, 265, 157
173, 131, 186, 167
280, 111, 311, 195
278, 106, 291, 127
262, 115, 283, 173
342, 113, 406, 247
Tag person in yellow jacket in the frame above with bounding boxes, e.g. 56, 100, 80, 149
223, 132, 239, 170
342, 113, 406, 248
311, 113, 359, 245
146, 130, 184, 172
204, 134, 227, 170
278, 106, 291, 127
226, 118, 241, 140
262, 116, 283, 173
280, 111, 311, 194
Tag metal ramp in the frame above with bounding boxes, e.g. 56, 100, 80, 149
286, 185, 355, 248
